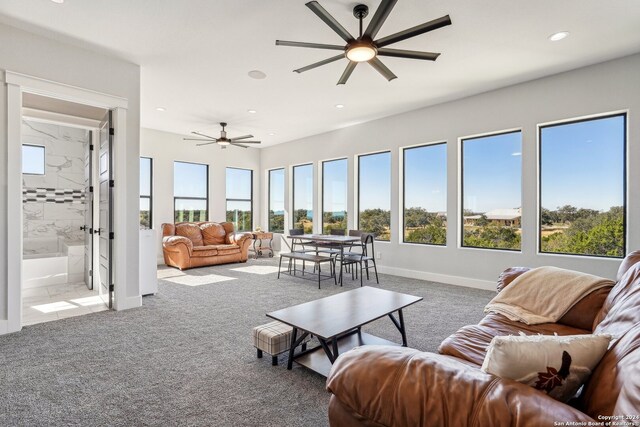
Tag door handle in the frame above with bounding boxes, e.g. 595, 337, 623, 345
80, 225, 87, 231
94, 228, 102, 235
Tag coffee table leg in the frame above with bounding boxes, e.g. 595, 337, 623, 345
318, 338, 336, 363
332, 337, 339, 359
287, 327, 298, 370
398, 309, 408, 347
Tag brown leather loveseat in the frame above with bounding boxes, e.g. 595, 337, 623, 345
326, 251, 640, 426
162, 221, 252, 270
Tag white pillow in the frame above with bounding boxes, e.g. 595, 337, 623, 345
481, 333, 611, 402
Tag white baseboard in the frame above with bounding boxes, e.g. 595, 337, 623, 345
376, 265, 496, 291
115, 295, 142, 311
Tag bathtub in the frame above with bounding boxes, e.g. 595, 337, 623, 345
23, 237, 85, 288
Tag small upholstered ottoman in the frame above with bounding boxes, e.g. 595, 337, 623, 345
253, 321, 311, 366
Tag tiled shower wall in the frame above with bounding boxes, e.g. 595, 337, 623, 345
22, 120, 89, 252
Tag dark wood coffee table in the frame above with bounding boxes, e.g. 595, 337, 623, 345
266, 286, 422, 377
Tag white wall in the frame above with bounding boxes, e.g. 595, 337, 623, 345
0, 23, 141, 333
260, 53, 640, 290
140, 128, 261, 262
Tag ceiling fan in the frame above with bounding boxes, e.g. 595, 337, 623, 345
183, 122, 261, 149
276, 0, 451, 84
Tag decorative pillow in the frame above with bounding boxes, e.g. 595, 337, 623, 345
481, 333, 611, 402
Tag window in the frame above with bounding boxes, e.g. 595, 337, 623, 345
174, 161, 208, 222
22, 144, 45, 175
140, 157, 152, 229
226, 168, 253, 232
322, 158, 348, 234
268, 168, 285, 233
292, 164, 313, 233
403, 143, 447, 245
358, 152, 391, 241
539, 114, 626, 258
461, 131, 522, 250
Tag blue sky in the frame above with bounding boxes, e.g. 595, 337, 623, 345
269, 168, 285, 213
174, 161, 207, 197
226, 167, 252, 200
359, 152, 391, 211
293, 164, 313, 215
541, 115, 624, 211
463, 131, 522, 213
323, 158, 347, 214
404, 143, 447, 212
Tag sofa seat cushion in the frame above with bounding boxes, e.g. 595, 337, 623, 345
201, 222, 227, 246
191, 245, 219, 257
175, 223, 204, 247
438, 313, 590, 367
211, 244, 240, 255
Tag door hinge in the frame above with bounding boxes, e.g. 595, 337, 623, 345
109, 284, 114, 292
109, 180, 115, 188
109, 232, 115, 240
89, 186, 94, 193
89, 269, 93, 277
109, 128, 114, 136
90, 144, 94, 151
89, 228, 93, 234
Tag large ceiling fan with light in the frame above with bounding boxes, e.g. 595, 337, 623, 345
183, 122, 261, 149
276, 0, 451, 85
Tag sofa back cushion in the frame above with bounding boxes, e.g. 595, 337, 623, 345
201, 222, 227, 246
221, 222, 235, 244
162, 223, 175, 237
175, 223, 204, 247
593, 262, 640, 337
616, 250, 640, 282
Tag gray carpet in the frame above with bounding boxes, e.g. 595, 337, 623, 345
0, 258, 494, 426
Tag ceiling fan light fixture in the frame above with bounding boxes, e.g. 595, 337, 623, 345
346, 44, 377, 62
218, 140, 230, 146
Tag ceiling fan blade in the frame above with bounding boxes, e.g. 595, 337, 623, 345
368, 57, 397, 81
364, 0, 398, 40
306, 1, 355, 43
276, 40, 345, 51
337, 61, 357, 85
231, 143, 250, 149
294, 54, 344, 73
375, 15, 451, 48
196, 142, 218, 146
183, 138, 216, 141
377, 48, 440, 61
229, 135, 253, 141
232, 141, 261, 144
192, 131, 220, 140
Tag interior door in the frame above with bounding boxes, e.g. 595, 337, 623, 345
83, 131, 94, 290
98, 111, 113, 308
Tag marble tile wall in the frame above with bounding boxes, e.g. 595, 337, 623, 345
22, 120, 89, 250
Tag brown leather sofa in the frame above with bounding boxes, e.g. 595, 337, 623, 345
326, 251, 640, 426
162, 222, 252, 270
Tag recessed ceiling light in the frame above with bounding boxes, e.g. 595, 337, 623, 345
155, 107, 166, 112
247, 109, 257, 114
268, 132, 276, 136
248, 70, 267, 80
335, 104, 344, 109
548, 31, 569, 41
50, 0, 64, 3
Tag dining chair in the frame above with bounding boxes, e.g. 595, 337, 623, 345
340, 233, 379, 286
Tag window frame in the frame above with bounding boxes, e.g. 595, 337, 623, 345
268, 167, 285, 233
173, 160, 209, 223
459, 129, 523, 252
140, 156, 153, 229
321, 157, 348, 234
356, 150, 392, 242
537, 111, 627, 259
225, 167, 253, 232
402, 141, 447, 246
22, 143, 46, 175
291, 163, 314, 231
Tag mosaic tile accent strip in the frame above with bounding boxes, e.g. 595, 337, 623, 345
23, 187, 86, 204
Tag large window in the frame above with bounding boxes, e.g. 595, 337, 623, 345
140, 157, 152, 229
174, 161, 208, 222
226, 168, 253, 232
461, 131, 522, 250
322, 158, 348, 234
268, 168, 285, 233
22, 144, 45, 175
539, 114, 626, 258
403, 143, 447, 245
358, 152, 391, 241
292, 164, 313, 233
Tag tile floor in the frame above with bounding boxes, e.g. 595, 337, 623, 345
22, 282, 108, 326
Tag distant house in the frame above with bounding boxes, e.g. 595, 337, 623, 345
464, 208, 521, 227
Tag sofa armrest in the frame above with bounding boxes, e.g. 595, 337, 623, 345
162, 235, 193, 254
228, 232, 252, 260
326, 345, 595, 427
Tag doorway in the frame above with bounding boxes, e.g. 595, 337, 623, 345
20, 94, 113, 325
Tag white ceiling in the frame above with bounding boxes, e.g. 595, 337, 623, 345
1, 1, 640, 147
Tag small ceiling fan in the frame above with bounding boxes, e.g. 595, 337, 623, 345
276, 0, 451, 84
183, 122, 261, 149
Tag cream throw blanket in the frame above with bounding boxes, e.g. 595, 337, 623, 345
484, 266, 614, 325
